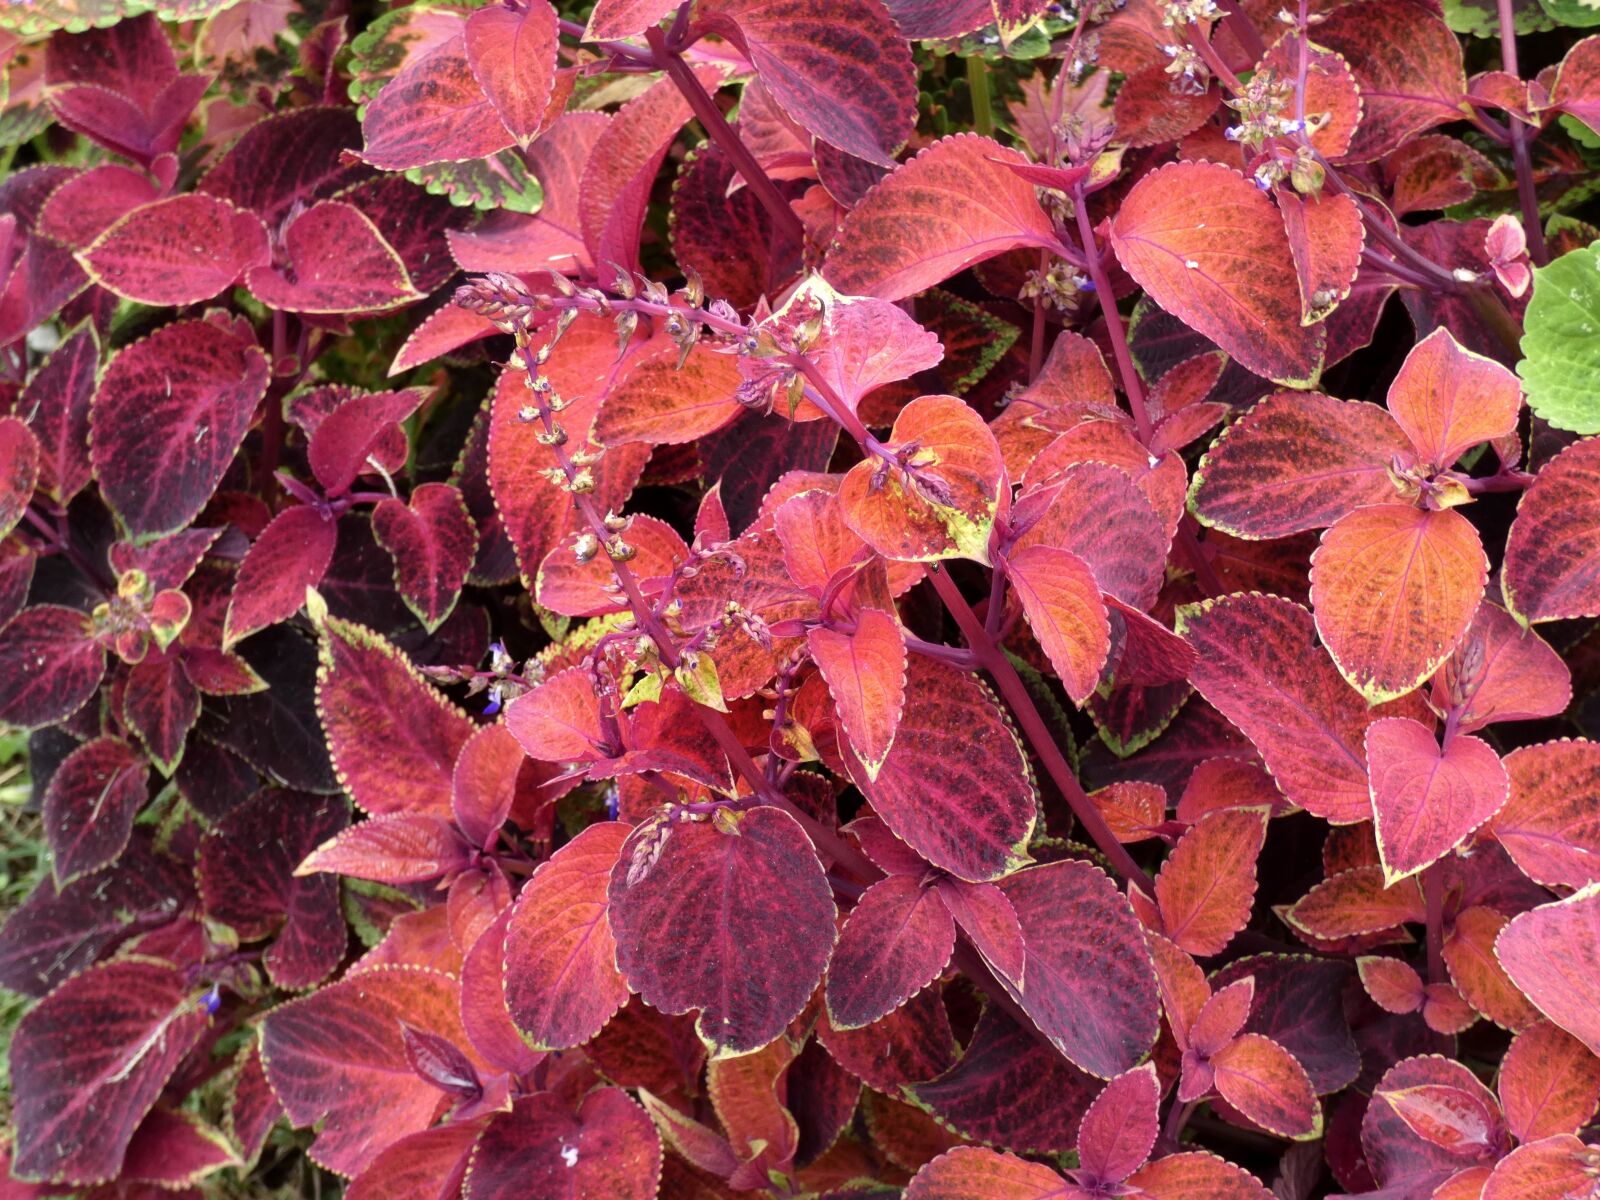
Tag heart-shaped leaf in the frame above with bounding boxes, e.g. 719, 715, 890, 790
81, 194, 269, 306
43, 736, 148, 887
827, 875, 956, 1030
373, 482, 478, 632
1366, 717, 1510, 883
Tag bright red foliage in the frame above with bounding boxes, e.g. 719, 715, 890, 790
1, 2, 1599, 1198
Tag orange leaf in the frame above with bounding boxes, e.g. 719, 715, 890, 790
1155, 808, 1269, 957
1211, 1033, 1320, 1138
808, 608, 908, 779
1386, 328, 1522, 470
1004, 544, 1110, 704
595, 340, 744, 446
1310, 505, 1487, 702
1442, 905, 1539, 1031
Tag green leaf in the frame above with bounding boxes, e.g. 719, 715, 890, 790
1542, 0, 1600, 25
1519, 240, 1600, 433
1443, 0, 1554, 35
405, 151, 544, 212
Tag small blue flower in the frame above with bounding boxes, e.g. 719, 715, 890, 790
606, 789, 620, 821
201, 983, 222, 1015
1080, 279, 1096, 293
483, 697, 501, 716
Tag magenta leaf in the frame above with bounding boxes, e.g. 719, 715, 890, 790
0, 416, 40, 541
608, 806, 836, 1056
196, 105, 371, 226
245, 201, 422, 315
0, 605, 107, 729
223, 505, 339, 649
359, 31, 516, 171
997, 859, 1160, 1078
1496, 885, 1600, 1057
81, 194, 270, 306
911, 1006, 1100, 1153
1076, 1063, 1161, 1187
90, 317, 270, 538
9, 958, 211, 1185
20, 322, 97, 504
43, 735, 148, 886
372, 482, 478, 633
826, 874, 957, 1030
198, 790, 349, 989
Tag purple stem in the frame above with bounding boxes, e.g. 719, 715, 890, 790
645, 27, 809, 250
1497, 0, 1549, 266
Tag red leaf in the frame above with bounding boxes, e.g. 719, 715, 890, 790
1211, 1034, 1320, 1138
123, 655, 199, 773
608, 806, 836, 1055
1004, 544, 1110, 705
1155, 807, 1269, 957
1176, 759, 1284, 823
1387, 328, 1522, 470
451, 723, 525, 850
1313, 0, 1467, 163
487, 317, 651, 588
580, 70, 708, 275
1359, 956, 1426, 1014
1189, 977, 1256, 1058
1089, 780, 1166, 843
464, 1089, 661, 1200
506, 666, 606, 764
0, 415, 39, 541
1490, 741, 1600, 889
594, 341, 743, 447
1380, 1081, 1505, 1158
42, 735, 146, 888
359, 31, 515, 170
847, 656, 1035, 883
1178, 594, 1377, 823
463, 1, 558, 146
1497, 885, 1600, 1058
9, 959, 210, 1185
223, 505, 339, 648
773, 485, 876, 595
910, 1007, 1098, 1153
1189, 391, 1411, 539
373, 483, 477, 632
904, 1146, 1067, 1200
38, 164, 161, 251
1287, 866, 1424, 940
806, 293, 945, 416
119, 1107, 240, 1187
446, 112, 608, 275
307, 387, 429, 498
1278, 189, 1364, 326
700, 0, 915, 166
197, 105, 370, 228
817, 986, 957, 1091
90, 318, 270, 538
315, 613, 477, 817
540, 515, 684, 620
839, 395, 1004, 563
298, 814, 471, 884
1015, 461, 1169, 611
246, 201, 422, 315
1365, 717, 1510, 883
825, 135, 1062, 302
808, 608, 907, 779
1499, 1022, 1600, 1143
997, 859, 1160, 1078
1127, 1151, 1275, 1199
1311, 505, 1486, 702
0, 604, 106, 730
20, 323, 97, 504
1434, 601, 1570, 736
1482, 1134, 1600, 1200
80, 194, 269, 306
198, 790, 349, 989
1076, 1063, 1159, 1186
586, 0, 678, 38
262, 966, 484, 1176
504, 820, 632, 1050
344, 1123, 479, 1200
1502, 436, 1600, 624
1109, 162, 1324, 387
827, 875, 956, 1030
936, 878, 1025, 990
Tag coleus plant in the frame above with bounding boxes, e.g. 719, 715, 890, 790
5, 0, 1600, 1197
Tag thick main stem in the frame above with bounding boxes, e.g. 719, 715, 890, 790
1424, 863, 1446, 985
1071, 186, 1152, 444
929, 568, 1157, 898
646, 28, 809, 250
1497, 0, 1549, 266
